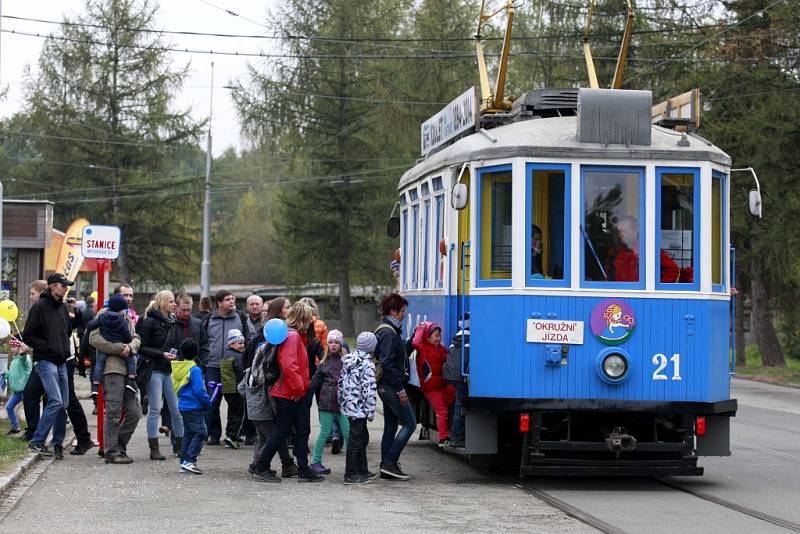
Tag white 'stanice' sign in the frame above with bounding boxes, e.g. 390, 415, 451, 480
420, 87, 478, 156
526, 319, 585, 345
81, 225, 122, 260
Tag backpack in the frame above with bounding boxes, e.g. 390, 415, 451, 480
248, 342, 282, 387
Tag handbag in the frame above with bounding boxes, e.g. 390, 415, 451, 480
7, 354, 32, 393
407, 349, 421, 388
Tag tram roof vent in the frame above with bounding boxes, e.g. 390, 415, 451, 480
577, 88, 652, 146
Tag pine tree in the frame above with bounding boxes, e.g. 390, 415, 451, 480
21, 0, 203, 284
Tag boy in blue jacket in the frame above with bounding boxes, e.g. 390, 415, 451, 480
171, 339, 211, 474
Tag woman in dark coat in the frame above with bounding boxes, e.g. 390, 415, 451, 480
137, 290, 182, 461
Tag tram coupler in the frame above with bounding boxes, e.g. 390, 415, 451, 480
605, 427, 638, 454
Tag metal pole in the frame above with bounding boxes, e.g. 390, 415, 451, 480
200, 63, 214, 299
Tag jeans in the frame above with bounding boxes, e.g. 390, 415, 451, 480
449, 382, 468, 445
180, 409, 207, 463
22, 369, 44, 438
5, 392, 23, 430
378, 384, 417, 466
312, 410, 350, 464
66, 360, 91, 444
103, 373, 141, 456
31, 361, 69, 446
253, 397, 311, 473
345, 417, 369, 478
147, 371, 183, 439
252, 420, 293, 467
204, 367, 223, 441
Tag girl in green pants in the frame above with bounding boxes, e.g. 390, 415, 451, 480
309, 330, 350, 475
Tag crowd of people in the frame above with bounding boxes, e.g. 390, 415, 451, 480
4, 278, 471, 486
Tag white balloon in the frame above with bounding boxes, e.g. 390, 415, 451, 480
0, 317, 10, 339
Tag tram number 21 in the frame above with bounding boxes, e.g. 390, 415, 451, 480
652, 353, 682, 381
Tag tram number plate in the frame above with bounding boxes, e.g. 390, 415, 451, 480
526, 319, 584, 344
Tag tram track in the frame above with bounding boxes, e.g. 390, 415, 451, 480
653, 478, 800, 533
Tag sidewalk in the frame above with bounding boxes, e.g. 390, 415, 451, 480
0, 374, 592, 533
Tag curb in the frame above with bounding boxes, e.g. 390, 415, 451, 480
0, 452, 40, 497
732, 375, 800, 390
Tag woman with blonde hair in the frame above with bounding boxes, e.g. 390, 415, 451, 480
137, 290, 183, 460
250, 301, 323, 482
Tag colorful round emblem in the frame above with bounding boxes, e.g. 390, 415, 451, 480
590, 299, 636, 345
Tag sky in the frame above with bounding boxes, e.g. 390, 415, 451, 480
0, 0, 279, 156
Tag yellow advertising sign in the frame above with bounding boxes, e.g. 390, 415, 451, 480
54, 218, 90, 284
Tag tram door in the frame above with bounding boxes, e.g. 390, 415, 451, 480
457, 171, 471, 320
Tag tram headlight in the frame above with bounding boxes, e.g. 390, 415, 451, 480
602, 353, 629, 380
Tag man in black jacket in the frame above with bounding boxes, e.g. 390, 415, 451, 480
22, 273, 81, 458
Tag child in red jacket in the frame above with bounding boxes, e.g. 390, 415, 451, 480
412, 322, 455, 445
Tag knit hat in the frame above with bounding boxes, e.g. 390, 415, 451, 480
108, 294, 129, 313
458, 312, 470, 330
227, 328, 245, 345
356, 331, 377, 353
327, 329, 344, 346
180, 338, 199, 360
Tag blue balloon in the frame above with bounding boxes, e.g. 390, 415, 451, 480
263, 318, 289, 345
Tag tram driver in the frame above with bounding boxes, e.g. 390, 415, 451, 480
606, 215, 681, 283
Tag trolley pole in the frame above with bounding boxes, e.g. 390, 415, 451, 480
200, 63, 214, 299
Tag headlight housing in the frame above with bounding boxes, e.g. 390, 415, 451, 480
595, 348, 631, 384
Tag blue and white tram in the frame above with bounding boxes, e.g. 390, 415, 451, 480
394, 88, 739, 476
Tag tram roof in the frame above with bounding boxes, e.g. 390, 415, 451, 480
399, 116, 731, 190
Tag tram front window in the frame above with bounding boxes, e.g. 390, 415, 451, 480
479, 168, 512, 282
583, 169, 643, 284
659, 171, 696, 284
530, 169, 566, 280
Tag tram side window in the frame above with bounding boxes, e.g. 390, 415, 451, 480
423, 198, 431, 288
479, 169, 512, 283
411, 203, 420, 289
712, 175, 724, 287
583, 168, 643, 284
659, 171, 697, 285
401, 208, 408, 289
530, 169, 566, 281
434, 194, 445, 288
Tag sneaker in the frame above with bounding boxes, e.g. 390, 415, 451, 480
449, 441, 465, 448
344, 475, 371, 485
125, 379, 139, 394
224, 437, 239, 449
438, 438, 451, 448
4, 428, 20, 436
331, 437, 342, 455
253, 470, 281, 483
380, 463, 410, 481
366, 470, 379, 480
181, 461, 203, 474
90, 384, 99, 399
281, 463, 299, 478
298, 470, 325, 482
206, 438, 220, 446
53, 444, 64, 460
28, 442, 53, 457
309, 462, 331, 475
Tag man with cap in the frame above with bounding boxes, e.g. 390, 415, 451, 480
21, 273, 83, 458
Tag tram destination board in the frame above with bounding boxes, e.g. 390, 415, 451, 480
420, 86, 478, 156
526, 319, 584, 344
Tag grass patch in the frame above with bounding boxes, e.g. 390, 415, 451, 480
734, 345, 800, 387
0, 419, 29, 470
